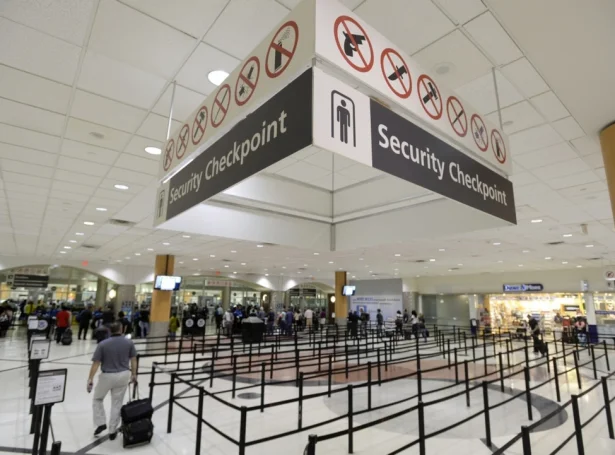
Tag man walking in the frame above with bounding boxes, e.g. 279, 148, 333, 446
87, 322, 138, 440
55, 305, 71, 344
78, 306, 92, 340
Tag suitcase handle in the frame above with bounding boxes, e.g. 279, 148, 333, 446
129, 383, 139, 402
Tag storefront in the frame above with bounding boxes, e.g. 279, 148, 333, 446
594, 292, 615, 335
286, 284, 332, 312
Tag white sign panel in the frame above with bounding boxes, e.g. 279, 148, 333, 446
30, 340, 51, 360
350, 295, 402, 321
314, 0, 511, 175
35, 369, 67, 406
158, 0, 316, 179
28, 317, 39, 330
30, 334, 47, 351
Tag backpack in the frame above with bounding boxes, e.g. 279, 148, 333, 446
61, 328, 73, 345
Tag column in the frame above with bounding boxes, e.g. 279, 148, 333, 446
334, 271, 347, 325
599, 122, 615, 220
95, 277, 107, 309
149, 255, 174, 339
222, 285, 231, 310
116, 285, 136, 316
584, 292, 598, 343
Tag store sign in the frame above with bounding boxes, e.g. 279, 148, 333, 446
563, 305, 580, 312
6, 274, 49, 289
155, 70, 313, 226
205, 280, 234, 288
289, 288, 317, 297
596, 310, 615, 316
502, 283, 544, 292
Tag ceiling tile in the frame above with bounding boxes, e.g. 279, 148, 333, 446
1, 159, 54, 178
514, 142, 578, 169
551, 116, 586, 141
122, 0, 228, 39
500, 57, 549, 99
57, 155, 110, 177
0, 64, 71, 114
64, 117, 131, 152
204, 0, 289, 59
356, 0, 455, 55
485, 101, 544, 135
455, 71, 523, 115
508, 124, 563, 155
3, 182, 49, 197
338, 163, 383, 181
50, 189, 91, 203
92, 188, 134, 202
276, 161, 331, 182
54, 169, 103, 187
435, 0, 487, 24
52, 180, 97, 196
0, 17, 80, 85
311, 172, 359, 191
509, 172, 538, 187
78, 50, 167, 110
412, 30, 492, 89
581, 153, 605, 170
531, 158, 590, 181
1, 172, 51, 189
464, 12, 522, 65
124, 135, 161, 161
0, 143, 57, 168
0, 97, 65, 136
530, 91, 570, 122
547, 170, 599, 190
152, 84, 206, 122
115, 154, 159, 176
71, 90, 147, 133
61, 139, 119, 165
176, 43, 240, 95
571, 136, 601, 157
107, 167, 155, 186
0, 0, 96, 45
89, 0, 196, 79
137, 113, 182, 142
0, 123, 61, 154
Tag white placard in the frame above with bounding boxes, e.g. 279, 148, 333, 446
35, 369, 67, 406
29, 334, 47, 351
28, 318, 39, 330
30, 340, 51, 360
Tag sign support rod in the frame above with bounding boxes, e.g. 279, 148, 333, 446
492, 68, 504, 131
166, 81, 177, 141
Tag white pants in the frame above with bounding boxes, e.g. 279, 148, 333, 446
93, 371, 130, 433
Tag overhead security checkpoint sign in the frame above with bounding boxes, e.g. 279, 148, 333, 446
157, 0, 315, 179
314, 0, 511, 176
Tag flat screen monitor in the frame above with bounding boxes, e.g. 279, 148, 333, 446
343, 285, 356, 296
154, 275, 182, 291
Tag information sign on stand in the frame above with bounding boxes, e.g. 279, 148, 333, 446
28, 316, 39, 331
30, 335, 47, 351
30, 340, 51, 360
35, 369, 67, 406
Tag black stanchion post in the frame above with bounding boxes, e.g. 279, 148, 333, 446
604, 340, 611, 371
442, 334, 446, 359
482, 381, 491, 448
318, 342, 322, 372
464, 360, 470, 407
306, 434, 318, 455
167, 373, 175, 434
149, 364, 156, 403
295, 349, 300, 387
506, 340, 511, 368
31, 406, 42, 452
384, 342, 388, 371
164, 336, 169, 364
298, 372, 304, 430
591, 345, 598, 380
546, 343, 550, 374
209, 347, 216, 388
348, 385, 354, 454
270, 346, 274, 380
38, 404, 52, 455
260, 362, 266, 413
377, 348, 382, 386
418, 401, 426, 455
328, 354, 333, 398
602, 377, 615, 439
417, 369, 423, 402
195, 388, 204, 455
524, 367, 533, 420
574, 354, 582, 390
238, 406, 247, 455
472, 336, 476, 361
553, 358, 561, 402
524, 345, 529, 368
563, 339, 567, 367
447, 339, 451, 368
484, 340, 488, 377
345, 345, 349, 379
571, 395, 585, 455
464, 331, 467, 355
177, 338, 183, 371
367, 361, 372, 411
249, 343, 253, 374
232, 355, 238, 399
192, 347, 197, 381
521, 426, 532, 455
499, 352, 504, 392
454, 348, 459, 384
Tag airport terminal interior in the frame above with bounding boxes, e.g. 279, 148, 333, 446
2, 0, 615, 454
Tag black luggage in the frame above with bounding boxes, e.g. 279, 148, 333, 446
61, 328, 73, 345
122, 418, 153, 448
94, 326, 109, 344
121, 397, 153, 424
535, 339, 547, 355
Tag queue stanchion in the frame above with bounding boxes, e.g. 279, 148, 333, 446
506, 340, 511, 368
591, 345, 598, 380
270, 346, 274, 380
571, 395, 585, 455
524, 367, 533, 420
328, 354, 332, 398
149, 364, 156, 403
209, 347, 216, 388
195, 388, 204, 455
164, 336, 169, 364
318, 342, 322, 372
472, 336, 476, 362
546, 343, 550, 374
345, 345, 349, 379
604, 340, 611, 371
463, 331, 468, 355
176, 338, 183, 371
602, 377, 615, 439
347, 385, 354, 454
553, 358, 561, 402
367, 362, 372, 411
232, 355, 237, 399
574, 353, 582, 390
483, 341, 488, 377
447, 339, 451, 369
295, 349, 300, 387
482, 381, 492, 448
238, 407, 247, 455
417, 369, 423, 402
464, 360, 470, 407
298, 372, 305, 430
454, 349, 459, 384
167, 373, 175, 434
521, 426, 532, 455
377, 349, 382, 386
562, 339, 567, 366
418, 401, 426, 455
498, 352, 504, 392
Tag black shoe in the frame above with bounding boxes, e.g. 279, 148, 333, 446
94, 425, 107, 436
109, 433, 117, 441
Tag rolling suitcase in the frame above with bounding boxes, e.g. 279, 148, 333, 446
122, 418, 153, 448
121, 386, 153, 424
61, 328, 73, 346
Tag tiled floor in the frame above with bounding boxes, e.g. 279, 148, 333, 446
1, 327, 615, 455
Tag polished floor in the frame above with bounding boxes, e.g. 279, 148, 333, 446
1, 328, 615, 455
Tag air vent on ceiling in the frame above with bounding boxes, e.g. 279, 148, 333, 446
108, 219, 135, 227
81, 244, 99, 250
588, 257, 602, 261
547, 241, 564, 246
221, 259, 232, 263
414, 259, 427, 263
449, 267, 460, 271
298, 267, 307, 271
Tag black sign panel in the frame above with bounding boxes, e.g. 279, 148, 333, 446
8, 274, 49, 289
370, 101, 516, 224
165, 69, 314, 221
502, 283, 544, 292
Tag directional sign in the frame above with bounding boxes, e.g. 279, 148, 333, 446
491, 129, 506, 164
211, 84, 231, 128
471, 114, 488, 152
446, 96, 467, 138
266, 21, 299, 78
380, 48, 412, 99
163, 139, 175, 171
235, 56, 260, 106
417, 74, 442, 120
176, 124, 190, 159
192, 106, 208, 145
334, 15, 373, 73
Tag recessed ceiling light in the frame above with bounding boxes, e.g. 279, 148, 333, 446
352, 275, 356, 278
193, 258, 198, 261
518, 264, 524, 267
522, 250, 530, 253
329, 261, 334, 264
210, 254, 216, 258
394, 253, 401, 257
492, 242, 501, 246
114, 184, 129, 190
69, 240, 77, 243
297, 272, 301, 274
224, 265, 229, 268
182, 235, 191, 238
563, 234, 573, 238
83, 221, 94, 226
416, 275, 420, 278
458, 263, 463, 266
241, 263, 246, 266
359, 258, 364, 261
545, 257, 551, 260
438, 248, 445, 252
586, 244, 594, 248
282, 266, 286, 269
531, 219, 543, 223
60, 251, 66, 254
497, 260, 504, 263
264, 269, 268, 271
179, 261, 184, 264
89, 131, 104, 139
135, 253, 141, 256
208, 70, 229, 86
233, 271, 237, 274
448, 269, 453, 272
562, 261, 568, 264
125, 257, 130, 259
163, 242, 170, 246
75, 232, 84, 236
117, 260, 122, 262
369, 271, 373, 273
147, 248, 154, 251
265, 273, 269, 276
96, 207, 107, 212
314, 252, 319, 256
394, 268, 398, 271
256, 244, 264, 248
303, 264, 308, 267
434, 62, 453, 75
193, 273, 199, 276
145, 146, 161, 155
429, 259, 436, 262
577, 265, 583, 268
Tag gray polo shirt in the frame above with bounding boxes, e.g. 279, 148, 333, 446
92, 335, 137, 373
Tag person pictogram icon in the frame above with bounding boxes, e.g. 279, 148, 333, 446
337, 100, 351, 144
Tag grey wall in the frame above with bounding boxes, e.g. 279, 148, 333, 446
350, 278, 403, 296
421, 294, 470, 327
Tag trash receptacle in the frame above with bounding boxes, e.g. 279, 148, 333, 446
242, 316, 265, 343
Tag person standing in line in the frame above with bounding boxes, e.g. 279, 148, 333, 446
78, 306, 93, 340
139, 307, 150, 338
223, 308, 234, 337
215, 305, 223, 333
418, 313, 428, 341
266, 308, 275, 335
376, 309, 384, 337
527, 315, 545, 357
285, 307, 294, 336
403, 309, 409, 324
304, 307, 314, 332
118, 311, 130, 335
395, 310, 403, 336
410, 310, 419, 340
319, 309, 326, 330
87, 322, 138, 440
55, 305, 71, 344
169, 313, 179, 340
